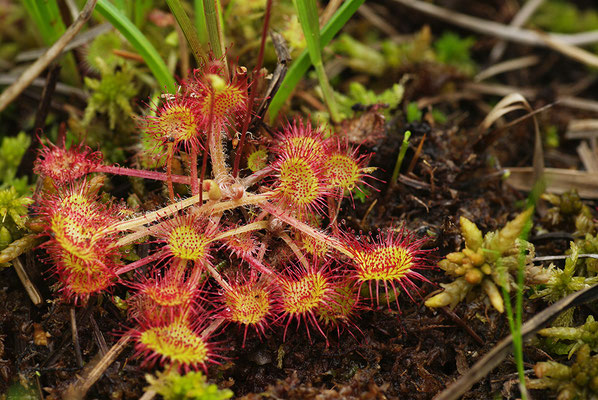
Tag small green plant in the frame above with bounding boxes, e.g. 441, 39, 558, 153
0, 187, 32, 231
0, 131, 31, 193
425, 208, 541, 312
433, 32, 476, 75
532, 242, 598, 326
538, 315, 598, 358
145, 369, 233, 400
532, 0, 598, 34
85, 31, 124, 72
391, 130, 411, 183
542, 191, 596, 237
528, 344, 598, 399
332, 33, 387, 76
0, 187, 34, 266
406, 102, 422, 123
326, 81, 404, 122
82, 58, 138, 130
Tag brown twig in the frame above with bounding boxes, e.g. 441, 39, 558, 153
12, 257, 43, 306
0, 0, 98, 112
89, 314, 109, 356
488, 0, 545, 63
440, 307, 484, 346
392, 0, 598, 47
474, 56, 539, 82
18, 64, 61, 179
357, 4, 401, 39
70, 308, 84, 368
15, 23, 112, 63
252, 31, 290, 125
320, 0, 343, 27
434, 284, 598, 400
63, 334, 132, 400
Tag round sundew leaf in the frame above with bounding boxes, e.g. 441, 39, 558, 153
138, 320, 210, 367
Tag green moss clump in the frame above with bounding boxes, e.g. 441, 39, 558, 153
538, 315, 598, 358
145, 370, 233, 400
83, 58, 138, 130
533, 242, 598, 326
425, 208, 543, 312
528, 344, 598, 399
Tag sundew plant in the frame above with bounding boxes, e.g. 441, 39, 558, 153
12, 0, 437, 383
31, 52, 435, 373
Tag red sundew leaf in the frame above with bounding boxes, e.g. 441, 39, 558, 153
150, 212, 218, 266
36, 180, 124, 304
276, 260, 340, 344
34, 138, 103, 185
131, 313, 220, 372
216, 272, 279, 347
272, 118, 332, 164
184, 58, 249, 137
126, 269, 204, 321
342, 226, 436, 310
141, 92, 205, 157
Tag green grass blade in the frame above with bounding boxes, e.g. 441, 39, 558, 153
96, 0, 177, 92
293, 0, 339, 121
23, 0, 79, 84
194, 0, 208, 47
166, 0, 205, 65
391, 131, 411, 183
269, 0, 364, 122
203, 0, 226, 61
27, 0, 66, 44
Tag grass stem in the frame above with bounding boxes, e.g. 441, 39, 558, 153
165, 0, 205, 65
96, 0, 176, 92
269, 0, 364, 122
391, 130, 411, 183
293, 0, 340, 122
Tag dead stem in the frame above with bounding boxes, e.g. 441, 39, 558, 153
201, 317, 225, 340
204, 262, 232, 292
70, 308, 84, 368
89, 314, 109, 356
212, 220, 269, 241
0, 0, 98, 112
392, 0, 598, 47
139, 390, 156, 400
12, 257, 42, 306
488, 0, 544, 62
279, 232, 310, 269
112, 192, 273, 248
260, 202, 353, 258
63, 334, 132, 400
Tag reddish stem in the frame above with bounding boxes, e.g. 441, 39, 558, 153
199, 142, 209, 204
95, 164, 192, 184
241, 253, 275, 275
232, 0, 273, 178
260, 202, 352, 257
166, 145, 175, 201
116, 252, 163, 275
190, 148, 199, 195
